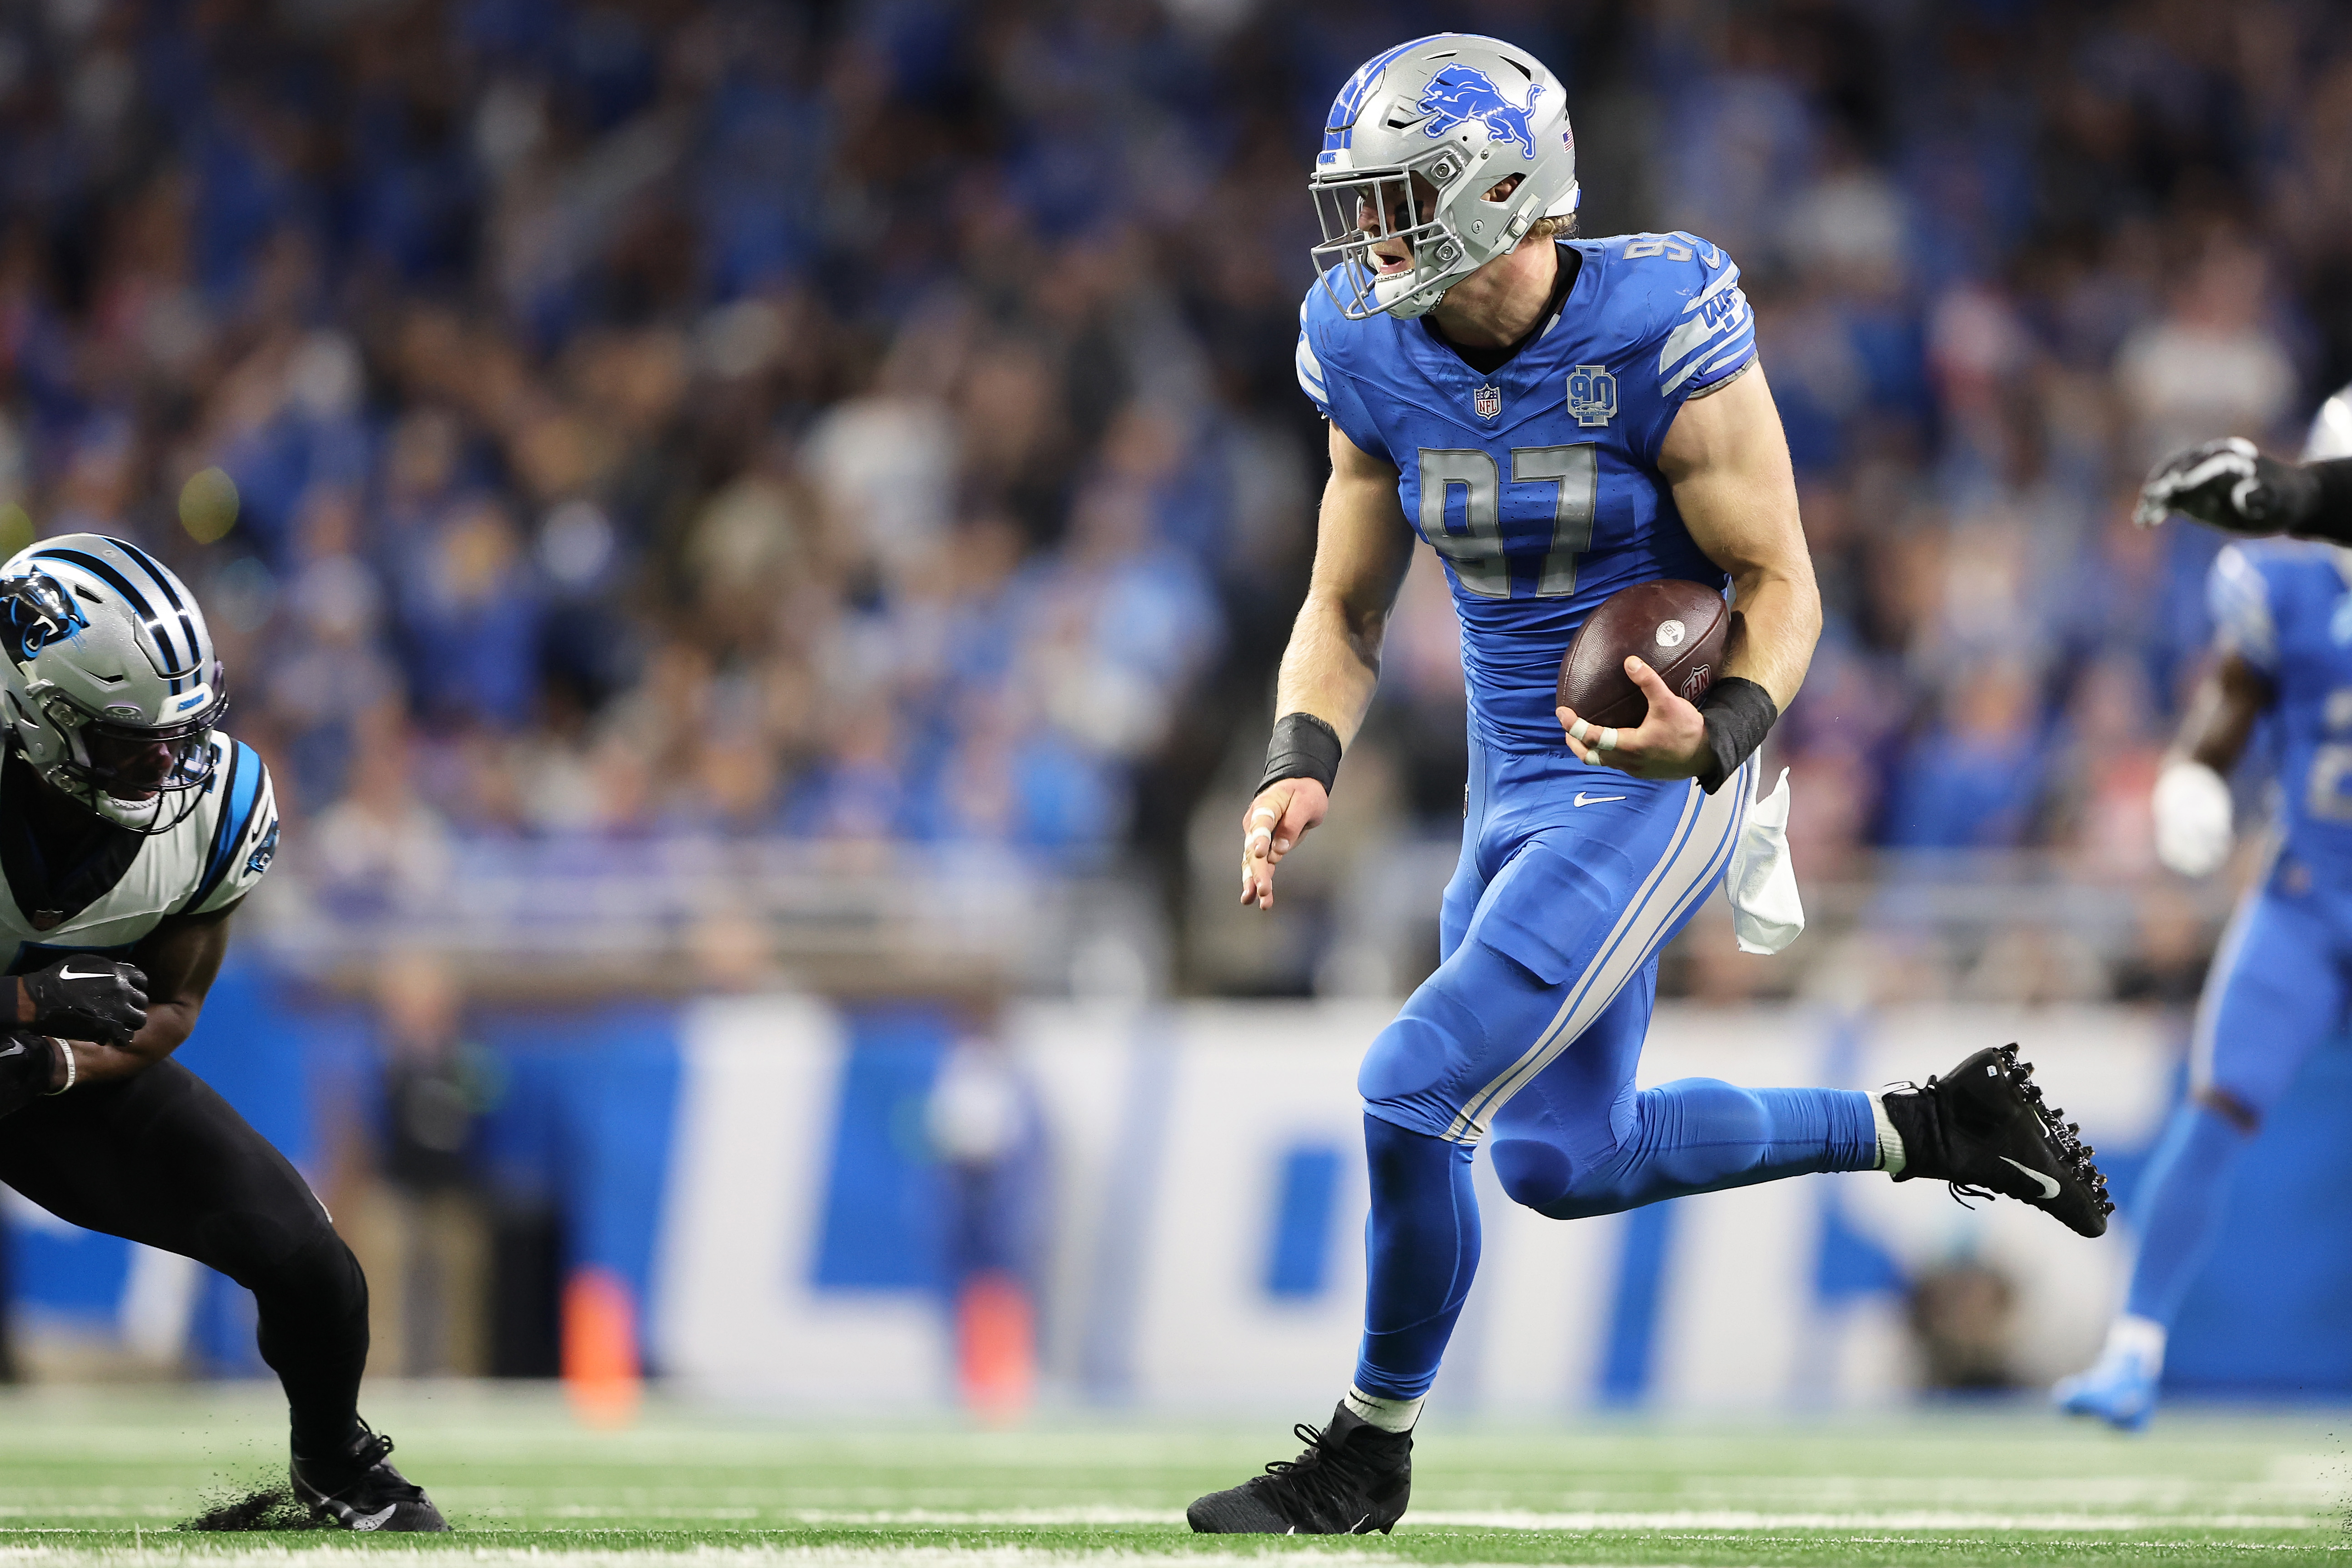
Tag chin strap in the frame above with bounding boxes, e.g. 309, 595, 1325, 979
1376, 275, 1449, 319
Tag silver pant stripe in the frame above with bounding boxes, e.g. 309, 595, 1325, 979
1440, 758, 1754, 1145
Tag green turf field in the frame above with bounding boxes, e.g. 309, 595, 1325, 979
0, 1384, 2345, 1566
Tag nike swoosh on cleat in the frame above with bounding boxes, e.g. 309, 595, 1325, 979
0, 1042, 20, 1058
351, 1505, 398, 1531
1574, 792, 1627, 807
2001, 1156, 2062, 1200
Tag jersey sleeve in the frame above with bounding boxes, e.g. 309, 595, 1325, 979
2208, 545, 2281, 676
1295, 285, 1391, 462
1626, 233, 1757, 461
187, 741, 280, 916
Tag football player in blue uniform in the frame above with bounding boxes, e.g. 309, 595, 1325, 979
2057, 385, 2352, 1429
1188, 35, 2112, 1535
0, 536, 446, 1529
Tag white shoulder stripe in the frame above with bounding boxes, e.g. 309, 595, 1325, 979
1680, 261, 1743, 314
1658, 292, 1749, 379
1663, 319, 1753, 397
1295, 333, 1327, 399
2208, 545, 2278, 670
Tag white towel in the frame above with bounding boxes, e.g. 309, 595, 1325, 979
1727, 766, 1804, 955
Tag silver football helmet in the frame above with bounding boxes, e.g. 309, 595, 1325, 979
0, 534, 226, 833
1311, 34, 1581, 321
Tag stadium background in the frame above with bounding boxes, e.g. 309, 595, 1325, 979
2, 0, 2351, 1417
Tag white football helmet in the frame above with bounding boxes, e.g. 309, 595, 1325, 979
0, 534, 226, 833
1311, 34, 1581, 321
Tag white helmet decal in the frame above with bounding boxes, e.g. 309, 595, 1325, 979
1311, 34, 1581, 321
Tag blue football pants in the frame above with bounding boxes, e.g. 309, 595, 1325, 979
2124, 870, 2349, 1328
1352, 743, 1878, 1402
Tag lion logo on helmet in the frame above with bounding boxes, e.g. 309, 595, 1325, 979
1416, 64, 1541, 160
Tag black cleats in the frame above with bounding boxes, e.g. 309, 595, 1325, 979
1883, 1043, 2114, 1238
1188, 1404, 1412, 1534
290, 1421, 449, 1532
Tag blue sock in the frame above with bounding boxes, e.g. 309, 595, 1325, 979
1353, 1112, 1481, 1402
1504, 1081, 1878, 1221
2123, 1101, 2253, 1328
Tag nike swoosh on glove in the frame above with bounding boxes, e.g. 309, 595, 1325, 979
2133, 436, 2317, 534
21, 957, 149, 1045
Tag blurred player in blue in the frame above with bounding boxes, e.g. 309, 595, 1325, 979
1188, 34, 2112, 1535
2057, 384, 2352, 1430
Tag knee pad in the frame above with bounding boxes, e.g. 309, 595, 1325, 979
211, 1214, 366, 1322
1359, 993, 1485, 1110
1489, 1136, 1575, 1212
281, 1231, 369, 1322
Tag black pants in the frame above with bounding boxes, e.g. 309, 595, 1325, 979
0, 1059, 368, 1455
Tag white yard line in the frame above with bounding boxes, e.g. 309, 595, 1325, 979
0, 1550, 1698, 1568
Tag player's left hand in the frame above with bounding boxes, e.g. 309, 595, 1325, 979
19, 956, 148, 1046
1558, 657, 1710, 779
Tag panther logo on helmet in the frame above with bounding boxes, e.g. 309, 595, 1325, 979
0, 572, 83, 664
1416, 64, 1541, 160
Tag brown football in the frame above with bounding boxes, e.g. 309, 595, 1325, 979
1555, 579, 1731, 730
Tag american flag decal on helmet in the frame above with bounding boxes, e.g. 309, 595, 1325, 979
1474, 383, 1501, 419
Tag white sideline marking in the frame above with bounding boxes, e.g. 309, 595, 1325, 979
0, 1553, 1703, 1568
0, 1552, 1680, 1568
786, 1505, 2328, 1533
1411, 1508, 2330, 1532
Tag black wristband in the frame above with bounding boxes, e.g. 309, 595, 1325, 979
1257, 712, 1343, 798
2288, 458, 2352, 545
1694, 677, 1778, 795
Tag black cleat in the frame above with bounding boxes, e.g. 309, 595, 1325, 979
1188, 1405, 1411, 1534
1883, 1042, 2113, 1238
290, 1421, 449, 1532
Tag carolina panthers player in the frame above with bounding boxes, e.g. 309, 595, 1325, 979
1190, 35, 2112, 1535
0, 536, 445, 1530
2056, 384, 2352, 1430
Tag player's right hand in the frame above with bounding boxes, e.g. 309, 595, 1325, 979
2152, 759, 2233, 878
20, 956, 148, 1046
1240, 777, 1330, 912
2133, 437, 2310, 534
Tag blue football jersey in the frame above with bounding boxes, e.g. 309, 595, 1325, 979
2210, 540, 2352, 865
1296, 232, 1756, 751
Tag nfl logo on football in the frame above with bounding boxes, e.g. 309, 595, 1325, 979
1474, 383, 1502, 420
1567, 363, 1617, 427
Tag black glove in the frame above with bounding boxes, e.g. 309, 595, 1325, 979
2133, 437, 2320, 535
0, 1032, 60, 1120
20, 957, 148, 1045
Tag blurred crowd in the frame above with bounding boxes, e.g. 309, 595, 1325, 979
0, 0, 2347, 996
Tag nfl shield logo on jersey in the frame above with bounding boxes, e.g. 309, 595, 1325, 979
1473, 383, 1502, 420
1566, 364, 1617, 427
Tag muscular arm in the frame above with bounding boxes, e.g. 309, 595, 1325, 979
2172, 651, 2272, 773
41, 904, 238, 1088
1560, 363, 1820, 776
1660, 365, 1820, 709
1240, 422, 1415, 910
1274, 424, 1417, 743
